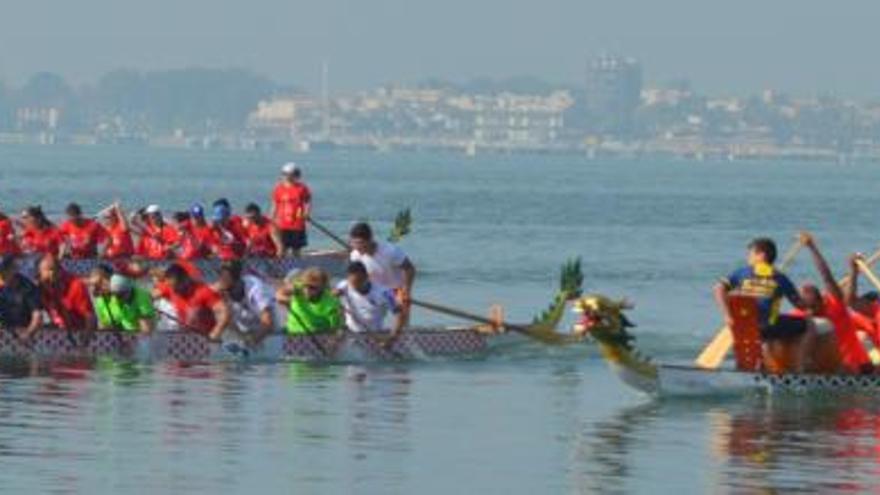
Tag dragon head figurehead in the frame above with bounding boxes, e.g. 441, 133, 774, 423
573, 294, 659, 393
573, 294, 636, 347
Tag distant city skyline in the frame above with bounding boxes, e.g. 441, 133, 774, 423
0, 0, 878, 98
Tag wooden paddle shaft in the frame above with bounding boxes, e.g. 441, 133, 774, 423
308, 218, 349, 250
411, 298, 528, 334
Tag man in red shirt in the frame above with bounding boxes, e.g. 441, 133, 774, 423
101, 203, 135, 259
19, 206, 61, 257
207, 201, 246, 260
0, 211, 19, 256
36, 255, 96, 332
790, 233, 873, 374
271, 163, 311, 257
154, 263, 230, 340
242, 203, 277, 258
59, 202, 109, 259
171, 211, 208, 260
136, 205, 179, 260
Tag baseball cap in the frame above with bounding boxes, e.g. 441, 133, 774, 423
109, 274, 134, 294
281, 162, 300, 175
145, 204, 161, 215
190, 203, 205, 217
212, 203, 230, 222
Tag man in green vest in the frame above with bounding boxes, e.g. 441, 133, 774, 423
91, 267, 156, 334
276, 267, 342, 334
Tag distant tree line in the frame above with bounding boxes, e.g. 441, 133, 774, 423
0, 68, 296, 133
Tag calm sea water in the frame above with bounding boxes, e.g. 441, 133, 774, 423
2, 145, 880, 493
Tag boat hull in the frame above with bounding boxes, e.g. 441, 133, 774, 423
655, 364, 880, 397
0, 328, 489, 364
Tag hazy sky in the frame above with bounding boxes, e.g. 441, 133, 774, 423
0, 0, 877, 97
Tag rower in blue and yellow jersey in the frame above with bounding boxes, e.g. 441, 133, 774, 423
714, 237, 816, 372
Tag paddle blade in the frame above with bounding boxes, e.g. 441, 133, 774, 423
695, 326, 733, 369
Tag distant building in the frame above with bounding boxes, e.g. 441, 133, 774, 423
448, 92, 573, 146
585, 55, 642, 137
16, 107, 60, 132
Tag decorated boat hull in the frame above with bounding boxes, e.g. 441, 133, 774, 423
0, 327, 489, 364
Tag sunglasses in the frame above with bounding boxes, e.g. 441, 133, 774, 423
303, 284, 322, 292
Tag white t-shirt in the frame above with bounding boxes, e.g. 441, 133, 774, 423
228, 275, 274, 332
336, 280, 400, 333
349, 242, 409, 290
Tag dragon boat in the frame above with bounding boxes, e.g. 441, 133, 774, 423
0, 259, 585, 366
576, 294, 880, 397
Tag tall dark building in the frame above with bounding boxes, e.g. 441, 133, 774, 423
585, 55, 642, 137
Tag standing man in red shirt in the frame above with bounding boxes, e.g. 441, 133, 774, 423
0, 210, 19, 256
36, 255, 96, 333
242, 203, 277, 258
59, 203, 109, 259
271, 162, 311, 257
154, 263, 230, 340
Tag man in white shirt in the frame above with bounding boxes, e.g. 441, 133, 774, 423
348, 222, 416, 318
214, 261, 275, 344
335, 261, 405, 338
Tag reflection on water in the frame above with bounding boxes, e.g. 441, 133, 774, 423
571, 394, 880, 494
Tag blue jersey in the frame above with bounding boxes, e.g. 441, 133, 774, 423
722, 264, 798, 326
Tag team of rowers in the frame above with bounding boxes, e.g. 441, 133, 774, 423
0, 163, 418, 346
715, 232, 880, 374
0, 162, 313, 261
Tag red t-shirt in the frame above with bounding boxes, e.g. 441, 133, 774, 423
207, 222, 246, 260
20, 225, 62, 257
41, 272, 94, 330
244, 217, 277, 257
59, 219, 108, 259
791, 294, 872, 372
0, 219, 19, 256
156, 281, 222, 335
104, 222, 135, 259
272, 182, 311, 230
137, 223, 179, 260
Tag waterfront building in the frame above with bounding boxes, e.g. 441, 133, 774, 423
585, 55, 642, 138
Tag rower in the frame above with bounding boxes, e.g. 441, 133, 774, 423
59, 202, 108, 259
20, 206, 61, 258
714, 237, 815, 372
89, 266, 156, 334
135, 205, 178, 260
348, 222, 416, 320
276, 267, 342, 335
207, 201, 246, 260
37, 254, 96, 332
100, 203, 135, 259
789, 232, 872, 374
0, 255, 42, 342
172, 211, 207, 260
154, 263, 230, 340
0, 210, 20, 256
214, 260, 274, 344
242, 203, 278, 258
335, 261, 404, 338
189, 204, 214, 257
271, 162, 311, 257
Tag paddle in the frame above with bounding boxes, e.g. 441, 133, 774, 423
695, 238, 804, 369
308, 218, 350, 251
411, 297, 578, 345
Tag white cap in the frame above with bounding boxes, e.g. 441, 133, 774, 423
281, 162, 300, 175
109, 274, 134, 294
145, 204, 161, 215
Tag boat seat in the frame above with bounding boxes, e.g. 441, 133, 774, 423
727, 294, 762, 371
